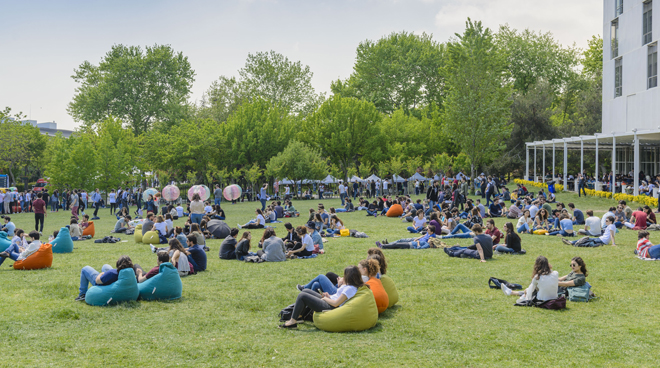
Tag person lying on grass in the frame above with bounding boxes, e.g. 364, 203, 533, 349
493, 222, 521, 254
75, 255, 134, 301
279, 265, 363, 329
501, 255, 558, 301
376, 225, 437, 249
635, 230, 660, 259
135, 251, 170, 283
0, 230, 41, 266
562, 216, 617, 247
443, 224, 492, 262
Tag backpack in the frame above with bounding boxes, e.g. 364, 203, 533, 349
488, 277, 522, 290
567, 283, 591, 302
279, 303, 314, 322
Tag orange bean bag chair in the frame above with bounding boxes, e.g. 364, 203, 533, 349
83, 221, 95, 237
13, 243, 53, 270
366, 277, 389, 314
386, 204, 403, 217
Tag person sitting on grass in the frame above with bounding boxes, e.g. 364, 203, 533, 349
428, 212, 444, 236
613, 205, 627, 228
135, 251, 170, 283
153, 215, 169, 244
257, 228, 286, 262
325, 215, 346, 237
406, 209, 427, 233
558, 257, 588, 288
366, 200, 379, 217
533, 209, 551, 231
284, 200, 298, 216
485, 219, 503, 245
517, 210, 533, 234
644, 206, 656, 226
443, 224, 492, 262
75, 255, 134, 301
501, 255, 558, 302
279, 265, 363, 329
166, 238, 193, 276
624, 207, 648, 230
577, 210, 601, 236
286, 224, 315, 258
546, 214, 574, 237
562, 216, 617, 247
68, 218, 82, 241
493, 222, 521, 254
376, 225, 437, 249
507, 201, 523, 219
186, 234, 207, 271
235, 231, 256, 260
568, 203, 585, 225
1, 216, 16, 237
112, 215, 132, 234
238, 209, 266, 229
488, 199, 503, 218
281, 222, 301, 250
173, 227, 187, 247
219, 228, 240, 260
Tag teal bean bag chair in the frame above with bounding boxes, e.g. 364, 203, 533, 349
0, 231, 11, 253
138, 262, 182, 301
85, 268, 139, 306
313, 286, 379, 332
51, 227, 74, 253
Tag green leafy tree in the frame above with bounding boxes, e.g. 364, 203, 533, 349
197, 76, 246, 123
68, 44, 195, 135
0, 107, 46, 185
443, 19, 513, 180
266, 141, 327, 196
332, 31, 446, 114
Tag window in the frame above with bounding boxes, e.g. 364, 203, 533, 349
649, 44, 658, 88
611, 20, 619, 58
615, 58, 623, 97
644, 1, 653, 45
616, 0, 624, 16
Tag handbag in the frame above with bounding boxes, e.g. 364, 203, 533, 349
567, 283, 591, 302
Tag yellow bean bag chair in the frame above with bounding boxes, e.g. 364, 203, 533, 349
134, 224, 143, 243
82, 221, 95, 238
366, 278, 389, 314
313, 286, 378, 332
380, 275, 399, 308
13, 243, 53, 270
386, 204, 403, 217
533, 229, 548, 235
142, 231, 160, 245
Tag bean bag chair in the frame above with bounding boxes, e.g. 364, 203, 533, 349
13, 243, 53, 270
85, 268, 139, 306
142, 231, 160, 245
366, 278, 389, 314
0, 231, 11, 253
51, 227, 73, 254
138, 262, 182, 301
82, 221, 95, 237
134, 224, 143, 243
313, 286, 379, 332
380, 275, 399, 308
386, 204, 403, 217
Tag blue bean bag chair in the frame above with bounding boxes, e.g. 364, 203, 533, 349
138, 262, 182, 301
51, 227, 74, 254
85, 268, 139, 306
0, 231, 11, 253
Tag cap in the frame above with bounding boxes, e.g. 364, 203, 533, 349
306, 221, 316, 229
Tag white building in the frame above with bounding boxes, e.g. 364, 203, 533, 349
525, 0, 660, 196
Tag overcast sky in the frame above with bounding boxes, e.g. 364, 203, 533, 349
0, 0, 602, 131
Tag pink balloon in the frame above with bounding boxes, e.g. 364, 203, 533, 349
223, 184, 242, 201
162, 185, 180, 201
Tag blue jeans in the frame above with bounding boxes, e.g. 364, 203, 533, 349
486, 192, 493, 207
214, 198, 222, 206
570, 238, 604, 247
0, 243, 20, 265
340, 193, 346, 206
495, 245, 515, 253
413, 241, 430, 249
442, 223, 472, 239
336, 208, 347, 212
260, 199, 267, 211
648, 244, 660, 258
79, 264, 112, 296
326, 229, 340, 235
367, 210, 377, 216
445, 246, 480, 259
381, 207, 389, 215
190, 213, 203, 225
517, 223, 530, 233
304, 274, 337, 294
407, 226, 422, 233
548, 230, 573, 236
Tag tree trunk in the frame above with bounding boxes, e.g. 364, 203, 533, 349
470, 164, 475, 195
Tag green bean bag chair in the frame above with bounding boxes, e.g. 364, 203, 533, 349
51, 227, 74, 253
142, 231, 160, 245
138, 262, 182, 301
380, 275, 399, 308
0, 231, 11, 253
85, 268, 139, 306
313, 286, 379, 332
134, 225, 143, 243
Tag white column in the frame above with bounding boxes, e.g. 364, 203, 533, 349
542, 144, 546, 181
552, 143, 556, 181
634, 130, 639, 196
595, 136, 599, 189
525, 145, 529, 181
580, 138, 584, 175
563, 140, 568, 190
534, 145, 537, 182
612, 135, 617, 196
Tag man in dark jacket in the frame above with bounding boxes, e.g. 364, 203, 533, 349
426, 181, 440, 211
219, 228, 240, 259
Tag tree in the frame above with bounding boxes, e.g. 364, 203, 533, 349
197, 76, 246, 124
301, 95, 384, 180
0, 107, 46, 185
332, 31, 446, 114
266, 141, 327, 196
68, 44, 195, 135
443, 19, 513, 181
239, 50, 324, 115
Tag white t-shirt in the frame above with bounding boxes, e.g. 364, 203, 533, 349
339, 184, 346, 194
204, 205, 213, 214
154, 222, 168, 236
523, 271, 558, 301
601, 211, 615, 228
256, 214, 265, 226
529, 205, 539, 219
331, 285, 358, 307
413, 217, 427, 228
108, 193, 116, 204
383, 181, 388, 189
599, 224, 616, 244
585, 216, 602, 235
302, 234, 314, 252
176, 206, 184, 217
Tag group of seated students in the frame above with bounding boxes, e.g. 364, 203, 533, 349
76, 233, 208, 301
500, 255, 588, 304
219, 221, 324, 261
280, 248, 389, 329
0, 229, 42, 266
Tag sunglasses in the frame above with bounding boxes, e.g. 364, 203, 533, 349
570, 263, 578, 267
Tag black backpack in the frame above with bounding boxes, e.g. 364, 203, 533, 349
279, 303, 314, 322
488, 277, 522, 290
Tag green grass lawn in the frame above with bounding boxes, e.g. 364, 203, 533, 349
2, 186, 660, 367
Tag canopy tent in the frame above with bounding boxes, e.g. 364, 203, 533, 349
391, 175, 407, 183
410, 172, 426, 181
348, 175, 364, 183
434, 175, 441, 181
321, 175, 339, 184
278, 178, 295, 185
365, 174, 381, 182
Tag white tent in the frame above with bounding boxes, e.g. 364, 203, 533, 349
278, 178, 295, 185
392, 175, 407, 183
365, 174, 381, 182
348, 175, 364, 183
410, 172, 426, 181
321, 175, 339, 184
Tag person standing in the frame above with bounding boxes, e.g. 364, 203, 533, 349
214, 184, 223, 206
70, 190, 79, 220
259, 183, 268, 211
338, 181, 346, 206
108, 189, 117, 215
426, 181, 440, 212
3, 190, 11, 214
577, 172, 586, 197
91, 188, 102, 220
33, 192, 46, 234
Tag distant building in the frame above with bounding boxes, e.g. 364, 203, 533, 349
16, 119, 73, 138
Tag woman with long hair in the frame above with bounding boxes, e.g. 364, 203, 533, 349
258, 228, 286, 262
325, 215, 345, 236
235, 231, 255, 260
359, 258, 388, 313
558, 257, 588, 287
168, 238, 193, 276
239, 209, 266, 229
501, 255, 558, 301
494, 222, 521, 254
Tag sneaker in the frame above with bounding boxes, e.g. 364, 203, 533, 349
75, 294, 86, 302
501, 284, 512, 296
150, 245, 156, 253
296, 284, 304, 292
203, 246, 210, 252
561, 238, 572, 246
0, 251, 9, 258
375, 241, 382, 249
237, 224, 242, 229
383, 239, 388, 244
